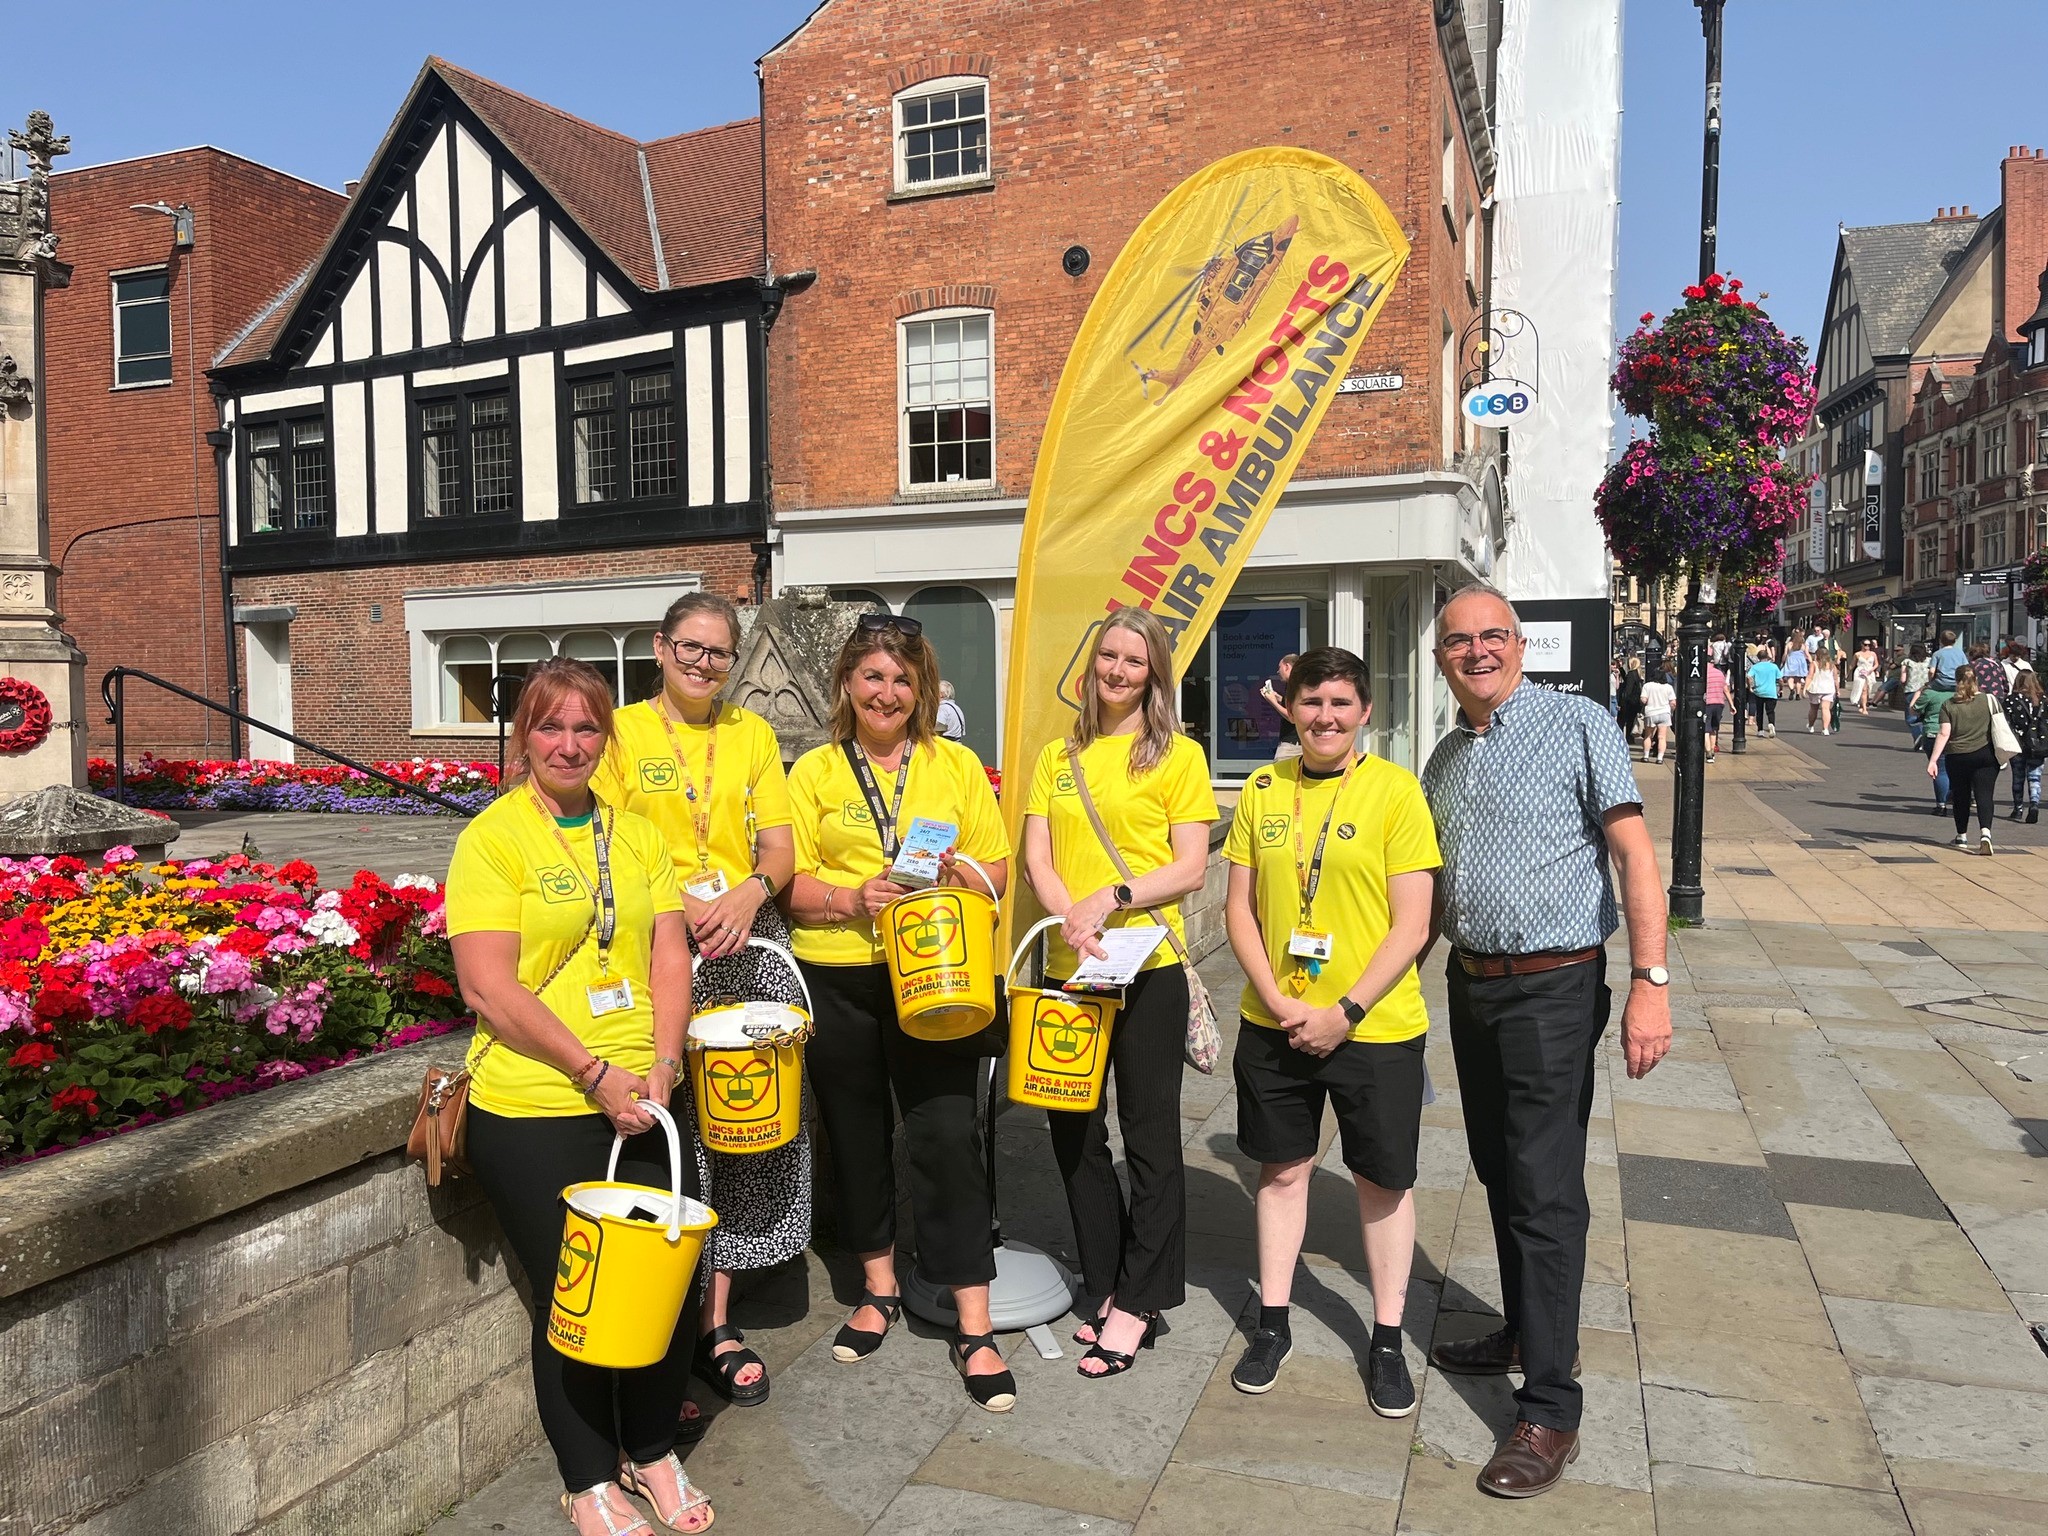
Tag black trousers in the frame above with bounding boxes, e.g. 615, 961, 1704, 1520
800, 960, 997, 1287
1446, 953, 1611, 1432
467, 1107, 699, 1491
1752, 697, 1776, 729
1048, 962, 1189, 1315
1948, 745, 1998, 835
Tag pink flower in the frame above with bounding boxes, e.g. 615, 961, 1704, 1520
102, 845, 137, 866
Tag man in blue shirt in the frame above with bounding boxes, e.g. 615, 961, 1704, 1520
1931, 630, 1968, 690
1421, 584, 1671, 1501
1746, 651, 1782, 736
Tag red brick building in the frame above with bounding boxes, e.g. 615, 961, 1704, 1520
760, 0, 1501, 774
211, 60, 769, 763
44, 150, 343, 757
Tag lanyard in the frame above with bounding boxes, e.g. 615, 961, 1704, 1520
843, 740, 913, 858
1291, 754, 1360, 926
654, 699, 719, 872
527, 786, 618, 978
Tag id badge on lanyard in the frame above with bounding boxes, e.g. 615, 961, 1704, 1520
530, 790, 624, 1017
684, 869, 729, 900
844, 740, 913, 859
657, 703, 725, 896
1284, 758, 1357, 994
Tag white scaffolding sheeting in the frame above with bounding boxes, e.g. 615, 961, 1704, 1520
1490, 0, 1624, 601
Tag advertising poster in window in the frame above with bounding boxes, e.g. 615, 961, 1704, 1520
1211, 602, 1305, 772
1513, 599, 1612, 703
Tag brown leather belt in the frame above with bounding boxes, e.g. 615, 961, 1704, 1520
1455, 946, 1600, 979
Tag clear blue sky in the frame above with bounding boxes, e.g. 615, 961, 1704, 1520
10, 0, 2042, 362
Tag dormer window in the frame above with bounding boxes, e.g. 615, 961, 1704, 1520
894, 78, 990, 194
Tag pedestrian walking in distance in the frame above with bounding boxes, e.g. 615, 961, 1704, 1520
1746, 649, 1780, 736
1927, 667, 2006, 857
1637, 667, 1675, 763
2005, 668, 2046, 823
1420, 583, 1673, 1501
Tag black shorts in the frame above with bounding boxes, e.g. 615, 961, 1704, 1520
1232, 1021, 1425, 1189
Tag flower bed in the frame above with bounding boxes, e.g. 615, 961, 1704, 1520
88, 755, 498, 816
0, 848, 469, 1162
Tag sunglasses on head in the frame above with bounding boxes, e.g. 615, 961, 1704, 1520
857, 612, 924, 639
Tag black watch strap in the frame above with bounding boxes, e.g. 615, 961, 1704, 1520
1338, 997, 1367, 1025
1113, 883, 1134, 909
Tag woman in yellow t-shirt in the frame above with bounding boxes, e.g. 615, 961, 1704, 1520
593, 592, 800, 1412
446, 658, 713, 1536
1020, 606, 1217, 1379
1220, 647, 1440, 1419
783, 615, 1016, 1412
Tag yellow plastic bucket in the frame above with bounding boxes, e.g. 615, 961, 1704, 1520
547, 1102, 718, 1369
1004, 916, 1121, 1112
686, 938, 814, 1155
883, 855, 1002, 1041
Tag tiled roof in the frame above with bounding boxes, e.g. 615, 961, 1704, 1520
644, 118, 765, 288
1840, 219, 1982, 356
213, 59, 762, 370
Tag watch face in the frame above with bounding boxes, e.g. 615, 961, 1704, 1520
1642, 966, 1670, 986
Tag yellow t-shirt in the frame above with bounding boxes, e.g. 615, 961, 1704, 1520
1023, 732, 1219, 979
591, 700, 791, 887
787, 736, 1010, 966
445, 791, 684, 1116
1223, 755, 1441, 1043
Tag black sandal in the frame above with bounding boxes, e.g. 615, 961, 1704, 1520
1077, 1313, 1163, 1380
694, 1323, 771, 1406
951, 1331, 1017, 1412
1072, 1297, 1110, 1346
831, 1290, 903, 1363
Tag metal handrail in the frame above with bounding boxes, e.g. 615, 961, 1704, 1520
98, 667, 477, 815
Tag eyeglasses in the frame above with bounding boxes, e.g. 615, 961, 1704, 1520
1436, 627, 1521, 657
661, 635, 737, 672
857, 612, 924, 639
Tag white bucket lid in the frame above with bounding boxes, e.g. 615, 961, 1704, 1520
689, 1001, 807, 1048
567, 1186, 717, 1230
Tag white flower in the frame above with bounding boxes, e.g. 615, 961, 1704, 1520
391, 873, 439, 892
303, 909, 361, 947
313, 890, 344, 911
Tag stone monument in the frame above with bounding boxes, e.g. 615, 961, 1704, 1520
0, 113, 164, 857
727, 586, 882, 762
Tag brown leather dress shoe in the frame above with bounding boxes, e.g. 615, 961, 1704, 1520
1479, 1419, 1580, 1498
1428, 1328, 1582, 1377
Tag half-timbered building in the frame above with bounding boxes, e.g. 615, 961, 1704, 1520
211, 59, 768, 761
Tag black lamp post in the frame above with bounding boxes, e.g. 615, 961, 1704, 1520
1669, 0, 1726, 925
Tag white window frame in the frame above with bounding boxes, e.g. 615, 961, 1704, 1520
897, 306, 995, 492
893, 75, 992, 195
110, 264, 173, 389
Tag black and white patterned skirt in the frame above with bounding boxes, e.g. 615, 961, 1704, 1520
684, 900, 814, 1272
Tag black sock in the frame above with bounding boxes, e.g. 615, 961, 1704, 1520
1258, 1304, 1290, 1336
1372, 1322, 1403, 1353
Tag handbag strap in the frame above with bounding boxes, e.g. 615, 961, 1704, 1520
1066, 743, 1194, 968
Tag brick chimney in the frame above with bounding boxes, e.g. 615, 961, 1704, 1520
2001, 146, 2048, 343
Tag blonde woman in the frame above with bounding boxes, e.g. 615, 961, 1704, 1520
448, 659, 713, 1536
783, 615, 1017, 1411
1807, 651, 1838, 734
1021, 607, 1217, 1378
593, 592, 803, 1412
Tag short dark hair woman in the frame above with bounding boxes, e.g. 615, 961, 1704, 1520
447, 658, 714, 1535
782, 615, 1017, 1411
1020, 607, 1217, 1378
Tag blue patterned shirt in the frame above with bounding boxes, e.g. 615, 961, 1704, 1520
1421, 681, 1642, 955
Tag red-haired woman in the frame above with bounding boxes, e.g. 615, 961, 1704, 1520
448, 657, 714, 1536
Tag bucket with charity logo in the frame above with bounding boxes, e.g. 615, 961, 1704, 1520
686, 937, 813, 1155
883, 855, 1002, 1041
548, 1101, 718, 1369
1003, 916, 1120, 1112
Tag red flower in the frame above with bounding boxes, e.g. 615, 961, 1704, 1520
219, 929, 271, 958
1683, 285, 1706, 300
128, 995, 193, 1035
50, 1084, 99, 1117
1640, 311, 1656, 324
0, 914, 49, 960
275, 860, 319, 886
409, 971, 457, 998
8, 1040, 57, 1069
48, 856, 87, 878
29, 875, 82, 903
34, 985, 92, 1025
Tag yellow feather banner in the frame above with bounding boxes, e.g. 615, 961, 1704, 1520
1001, 148, 1410, 941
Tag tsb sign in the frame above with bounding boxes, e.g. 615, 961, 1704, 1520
1460, 380, 1535, 423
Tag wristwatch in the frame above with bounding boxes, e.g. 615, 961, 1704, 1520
1631, 965, 1671, 987
754, 872, 777, 899
1338, 997, 1367, 1026
1112, 883, 1134, 909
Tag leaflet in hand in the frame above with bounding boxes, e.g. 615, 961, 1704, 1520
889, 817, 958, 889
1062, 924, 1168, 990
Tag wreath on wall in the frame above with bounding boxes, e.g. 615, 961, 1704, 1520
0, 678, 54, 754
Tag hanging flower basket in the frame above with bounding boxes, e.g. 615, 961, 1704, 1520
1812, 583, 1850, 628
1595, 439, 1805, 584
2023, 551, 2048, 623
1615, 274, 1818, 448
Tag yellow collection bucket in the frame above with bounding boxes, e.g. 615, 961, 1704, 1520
1004, 916, 1120, 1113
686, 938, 814, 1155
883, 855, 1002, 1041
548, 1102, 718, 1369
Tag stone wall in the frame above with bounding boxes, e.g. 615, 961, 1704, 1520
0, 1035, 537, 1536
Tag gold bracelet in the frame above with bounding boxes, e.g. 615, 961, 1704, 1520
653, 1056, 682, 1073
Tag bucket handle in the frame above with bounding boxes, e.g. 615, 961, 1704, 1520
691, 935, 816, 1020
1006, 915, 1065, 987
949, 853, 1002, 909
603, 1099, 686, 1241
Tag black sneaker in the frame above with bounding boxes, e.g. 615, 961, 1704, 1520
1230, 1328, 1292, 1394
1368, 1344, 1417, 1418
